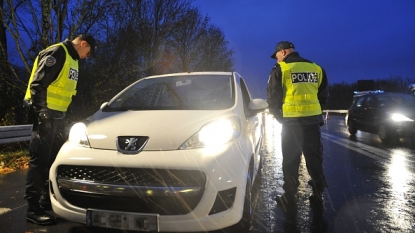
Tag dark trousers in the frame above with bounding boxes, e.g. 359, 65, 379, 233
24, 114, 66, 206
281, 123, 326, 194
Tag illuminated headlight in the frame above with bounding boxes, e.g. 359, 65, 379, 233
68, 122, 90, 147
391, 113, 414, 122
180, 117, 241, 149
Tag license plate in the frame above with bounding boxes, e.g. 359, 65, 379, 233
86, 209, 159, 231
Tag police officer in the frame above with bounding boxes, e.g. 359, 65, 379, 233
266, 41, 328, 211
24, 34, 96, 225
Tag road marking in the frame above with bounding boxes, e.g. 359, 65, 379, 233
0, 208, 11, 215
322, 132, 415, 164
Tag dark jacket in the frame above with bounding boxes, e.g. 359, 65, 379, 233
30, 39, 80, 111
266, 52, 328, 125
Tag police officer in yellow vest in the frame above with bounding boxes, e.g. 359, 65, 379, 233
23, 34, 96, 225
267, 41, 328, 212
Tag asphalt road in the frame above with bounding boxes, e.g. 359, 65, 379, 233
1, 115, 415, 233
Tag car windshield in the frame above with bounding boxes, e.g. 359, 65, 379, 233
377, 94, 415, 108
104, 74, 234, 111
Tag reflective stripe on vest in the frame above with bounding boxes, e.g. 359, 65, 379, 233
24, 43, 78, 112
279, 61, 322, 117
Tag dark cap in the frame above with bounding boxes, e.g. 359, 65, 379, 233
270, 41, 295, 59
79, 34, 97, 58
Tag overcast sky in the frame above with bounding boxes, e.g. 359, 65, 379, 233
192, 0, 415, 98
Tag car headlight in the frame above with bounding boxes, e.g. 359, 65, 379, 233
391, 113, 414, 122
68, 122, 90, 147
180, 117, 241, 149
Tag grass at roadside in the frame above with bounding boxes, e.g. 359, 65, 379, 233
0, 142, 30, 175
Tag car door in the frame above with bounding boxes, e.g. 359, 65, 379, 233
237, 74, 263, 172
239, 76, 258, 148
349, 96, 366, 128
360, 95, 377, 132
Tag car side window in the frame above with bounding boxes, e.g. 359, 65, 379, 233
364, 96, 374, 108
377, 96, 391, 107
354, 97, 365, 108
239, 77, 252, 117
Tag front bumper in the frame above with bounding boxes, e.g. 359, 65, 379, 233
392, 121, 414, 137
49, 141, 251, 232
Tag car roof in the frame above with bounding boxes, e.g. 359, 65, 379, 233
356, 92, 411, 98
353, 90, 383, 97
366, 92, 409, 96
143, 71, 235, 80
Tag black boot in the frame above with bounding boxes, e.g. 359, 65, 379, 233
308, 180, 325, 209
275, 193, 297, 212
40, 181, 52, 210
309, 194, 324, 209
26, 202, 56, 225
39, 194, 52, 210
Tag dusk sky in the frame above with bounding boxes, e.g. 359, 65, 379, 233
192, 0, 415, 98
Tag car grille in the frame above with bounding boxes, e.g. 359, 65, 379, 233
56, 165, 206, 215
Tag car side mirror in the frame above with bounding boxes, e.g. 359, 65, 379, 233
247, 98, 269, 117
100, 102, 108, 109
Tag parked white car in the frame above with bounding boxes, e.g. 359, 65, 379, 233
49, 72, 268, 232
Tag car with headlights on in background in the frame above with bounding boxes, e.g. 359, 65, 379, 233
345, 92, 415, 143
49, 72, 268, 232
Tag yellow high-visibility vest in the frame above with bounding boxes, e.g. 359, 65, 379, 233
24, 43, 78, 112
279, 61, 322, 117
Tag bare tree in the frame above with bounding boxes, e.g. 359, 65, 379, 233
167, 8, 209, 73
196, 26, 233, 71
0, 0, 26, 123
77, 0, 194, 108
0, 0, 236, 124
167, 8, 233, 73
0, 0, 108, 124
135, 0, 192, 76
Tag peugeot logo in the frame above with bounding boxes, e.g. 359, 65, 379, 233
116, 136, 149, 154
125, 137, 138, 150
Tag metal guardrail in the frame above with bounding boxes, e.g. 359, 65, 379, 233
324, 110, 348, 114
0, 110, 347, 145
0, 125, 32, 145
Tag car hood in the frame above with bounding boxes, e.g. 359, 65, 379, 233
84, 110, 238, 151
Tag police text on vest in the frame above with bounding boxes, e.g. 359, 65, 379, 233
69, 68, 79, 81
290, 72, 318, 83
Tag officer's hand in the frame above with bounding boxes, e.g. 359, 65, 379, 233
38, 109, 52, 135
269, 108, 283, 124
319, 114, 325, 127
38, 109, 50, 121
275, 113, 284, 124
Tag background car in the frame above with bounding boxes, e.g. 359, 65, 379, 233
409, 83, 415, 96
49, 72, 268, 232
345, 92, 415, 143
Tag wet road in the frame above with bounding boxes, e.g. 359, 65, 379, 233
1, 115, 415, 232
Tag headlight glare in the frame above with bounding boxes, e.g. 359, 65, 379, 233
68, 122, 90, 147
180, 117, 241, 149
200, 119, 236, 145
391, 113, 414, 122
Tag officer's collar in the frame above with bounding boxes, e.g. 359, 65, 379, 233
63, 39, 80, 60
283, 52, 300, 61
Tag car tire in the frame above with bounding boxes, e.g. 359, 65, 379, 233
228, 169, 253, 232
347, 121, 357, 135
378, 124, 397, 142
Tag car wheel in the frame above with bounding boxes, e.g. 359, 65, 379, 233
229, 169, 253, 232
347, 121, 357, 135
378, 124, 397, 142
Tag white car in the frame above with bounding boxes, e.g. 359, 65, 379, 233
49, 72, 268, 232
